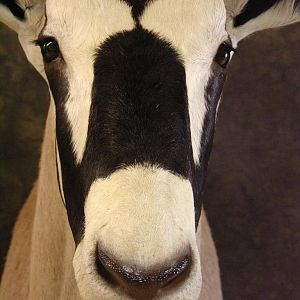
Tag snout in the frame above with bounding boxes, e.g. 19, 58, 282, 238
96, 246, 191, 299
74, 166, 202, 299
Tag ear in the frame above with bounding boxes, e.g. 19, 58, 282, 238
225, 0, 300, 44
1, 0, 46, 76
0, 0, 26, 32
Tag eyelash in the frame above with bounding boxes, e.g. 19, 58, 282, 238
33, 37, 52, 47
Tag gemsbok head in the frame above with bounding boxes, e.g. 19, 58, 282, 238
0, 0, 299, 299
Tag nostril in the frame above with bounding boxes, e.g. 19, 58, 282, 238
96, 245, 191, 299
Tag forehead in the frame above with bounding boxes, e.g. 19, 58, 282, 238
43, 0, 228, 165
44, 0, 227, 52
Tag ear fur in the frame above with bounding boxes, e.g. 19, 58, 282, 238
225, 0, 300, 44
1, 0, 25, 19
0, 0, 25, 32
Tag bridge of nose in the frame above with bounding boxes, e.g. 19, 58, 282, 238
82, 27, 191, 181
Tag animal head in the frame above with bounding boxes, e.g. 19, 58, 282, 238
1, 0, 299, 299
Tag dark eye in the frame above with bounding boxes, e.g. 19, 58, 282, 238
214, 42, 235, 68
39, 38, 60, 63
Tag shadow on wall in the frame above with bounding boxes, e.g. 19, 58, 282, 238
0, 24, 49, 275
0, 22, 299, 299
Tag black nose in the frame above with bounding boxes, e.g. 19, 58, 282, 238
96, 246, 191, 299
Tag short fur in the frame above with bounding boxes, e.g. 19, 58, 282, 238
225, 0, 300, 43
0, 0, 25, 19
0, 100, 221, 300
0, 0, 299, 299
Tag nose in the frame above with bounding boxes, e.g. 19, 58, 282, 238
96, 246, 191, 299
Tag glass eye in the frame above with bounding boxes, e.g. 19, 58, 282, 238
214, 42, 235, 68
40, 38, 60, 63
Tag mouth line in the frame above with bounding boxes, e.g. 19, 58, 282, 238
97, 249, 191, 287
74, 241, 199, 300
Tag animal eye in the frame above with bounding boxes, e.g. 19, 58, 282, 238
214, 42, 235, 68
39, 38, 60, 63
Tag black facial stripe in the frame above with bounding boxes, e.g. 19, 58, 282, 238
193, 66, 227, 227
45, 60, 85, 244
55, 99, 85, 245
0, 0, 25, 20
82, 28, 191, 191
121, 0, 153, 23
234, 0, 284, 27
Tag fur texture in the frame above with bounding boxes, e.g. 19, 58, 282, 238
0, 100, 221, 300
44, 0, 134, 164
0, 0, 299, 299
73, 166, 200, 299
141, 0, 228, 165
225, 0, 300, 43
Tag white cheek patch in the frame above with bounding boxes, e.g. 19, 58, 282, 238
44, 0, 135, 164
141, 0, 227, 165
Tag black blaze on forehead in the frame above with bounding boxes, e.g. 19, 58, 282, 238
81, 28, 191, 193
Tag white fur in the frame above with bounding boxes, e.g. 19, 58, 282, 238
43, 0, 134, 163
74, 165, 202, 299
141, 0, 228, 165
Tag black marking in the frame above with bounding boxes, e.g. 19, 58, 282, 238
193, 66, 227, 227
45, 26, 228, 238
234, 0, 285, 27
44, 57, 85, 244
0, 0, 25, 20
83, 27, 191, 185
46, 28, 191, 243
121, 0, 153, 23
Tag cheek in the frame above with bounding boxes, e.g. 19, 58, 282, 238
185, 61, 212, 165
45, 60, 69, 104
206, 65, 227, 103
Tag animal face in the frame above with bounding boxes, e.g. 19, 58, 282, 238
40, 1, 229, 299
1, 0, 299, 299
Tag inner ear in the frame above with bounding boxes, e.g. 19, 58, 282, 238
0, 0, 25, 20
234, 0, 281, 27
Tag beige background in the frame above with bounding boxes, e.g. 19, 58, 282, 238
0, 22, 299, 299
